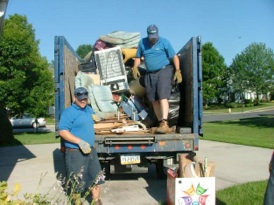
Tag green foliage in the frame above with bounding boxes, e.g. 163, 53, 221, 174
225, 102, 241, 108
76, 44, 92, 59
0, 170, 106, 204
202, 42, 227, 105
230, 43, 274, 103
0, 14, 54, 117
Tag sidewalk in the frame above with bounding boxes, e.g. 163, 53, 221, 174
203, 105, 274, 115
197, 140, 272, 190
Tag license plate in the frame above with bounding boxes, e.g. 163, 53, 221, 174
120, 155, 140, 165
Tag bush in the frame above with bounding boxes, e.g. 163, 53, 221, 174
0, 170, 106, 205
260, 99, 269, 103
253, 99, 259, 106
244, 99, 252, 104
225, 102, 240, 108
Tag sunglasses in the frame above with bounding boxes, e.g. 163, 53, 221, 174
75, 91, 88, 97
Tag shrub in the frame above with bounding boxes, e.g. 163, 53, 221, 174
0, 169, 106, 205
225, 102, 240, 108
244, 99, 252, 104
260, 99, 269, 103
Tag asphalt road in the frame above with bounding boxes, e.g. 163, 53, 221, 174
203, 108, 274, 122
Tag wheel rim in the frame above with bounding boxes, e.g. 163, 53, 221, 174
33, 122, 39, 128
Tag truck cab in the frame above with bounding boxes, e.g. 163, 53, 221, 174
54, 35, 203, 178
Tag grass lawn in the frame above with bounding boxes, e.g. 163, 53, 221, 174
12, 132, 59, 146
204, 102, 274, 114
216, 180, 268, 205
201, 116, 274, 149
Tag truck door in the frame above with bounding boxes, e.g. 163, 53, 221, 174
54, 36, 82, 136
177, 36, 203, 137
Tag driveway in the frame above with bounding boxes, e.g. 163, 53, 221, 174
0, 141, 272, 204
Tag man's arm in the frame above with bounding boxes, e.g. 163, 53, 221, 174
60, 130, 91, 154
133, 57, 141, 68
132, 57, 141, 79
172, 54, 182, 83
59, 130, 81, 144
173, 54, 180, 70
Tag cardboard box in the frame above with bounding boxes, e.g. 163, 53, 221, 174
167, 154, 216, 205
175, 177, 215, 205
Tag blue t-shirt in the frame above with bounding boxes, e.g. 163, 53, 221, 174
136, 37, 176, 72
59, 103, 95, 148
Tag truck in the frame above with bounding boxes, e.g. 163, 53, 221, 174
54, 35, 203, 178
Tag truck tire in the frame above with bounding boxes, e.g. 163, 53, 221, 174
100, 161, 110, 180
156, 160, 167, 179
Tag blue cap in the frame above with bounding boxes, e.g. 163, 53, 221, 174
74, 87, 88, 100
147, 24, 159, 38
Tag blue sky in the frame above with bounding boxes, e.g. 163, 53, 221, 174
5, 0, 274, 65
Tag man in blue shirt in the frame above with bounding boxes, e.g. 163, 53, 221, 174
59, 87, 103, 205
132, 24, 182, 134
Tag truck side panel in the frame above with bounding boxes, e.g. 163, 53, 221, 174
54, 36, 82, 133
177, 37, 203, 147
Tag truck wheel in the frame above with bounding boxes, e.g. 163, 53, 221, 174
101, 161, 110, 180
156, 160, 167, 179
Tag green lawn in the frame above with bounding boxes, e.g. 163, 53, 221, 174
216, 180, 268, 205
204, 102, 274, 114
202, 116, 274, 149
10, 132, 58, 146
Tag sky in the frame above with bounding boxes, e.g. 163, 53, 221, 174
5, 0, 274, 66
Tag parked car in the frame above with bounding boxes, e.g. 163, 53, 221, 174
9, 114, 46, 128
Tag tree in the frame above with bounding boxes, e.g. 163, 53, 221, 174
202, 42, 227, 106
76, 44, 92, 59
0, 14, 54, 117
230, 43, 274, 104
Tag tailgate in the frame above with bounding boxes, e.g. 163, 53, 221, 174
95, 133, 196, 153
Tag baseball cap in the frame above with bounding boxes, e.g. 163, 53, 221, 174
147, 24, 159, 38
74, 87, 88, 100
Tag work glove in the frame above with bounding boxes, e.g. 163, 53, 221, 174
132, 66, 140, 79
78, 139, 91, 154
173, 69, 182, 83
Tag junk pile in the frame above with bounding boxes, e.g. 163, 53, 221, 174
76, 30, 180, 135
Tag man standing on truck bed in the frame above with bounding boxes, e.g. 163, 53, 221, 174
59, 87, 104, 205
132, 24, 182, 134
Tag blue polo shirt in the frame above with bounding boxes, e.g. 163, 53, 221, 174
59, 103, 95, 148
136, 37, 176, 72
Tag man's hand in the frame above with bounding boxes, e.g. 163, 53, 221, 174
132, 66, 140, 79
173, 69, 182, 83
78, 139, 91, 154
